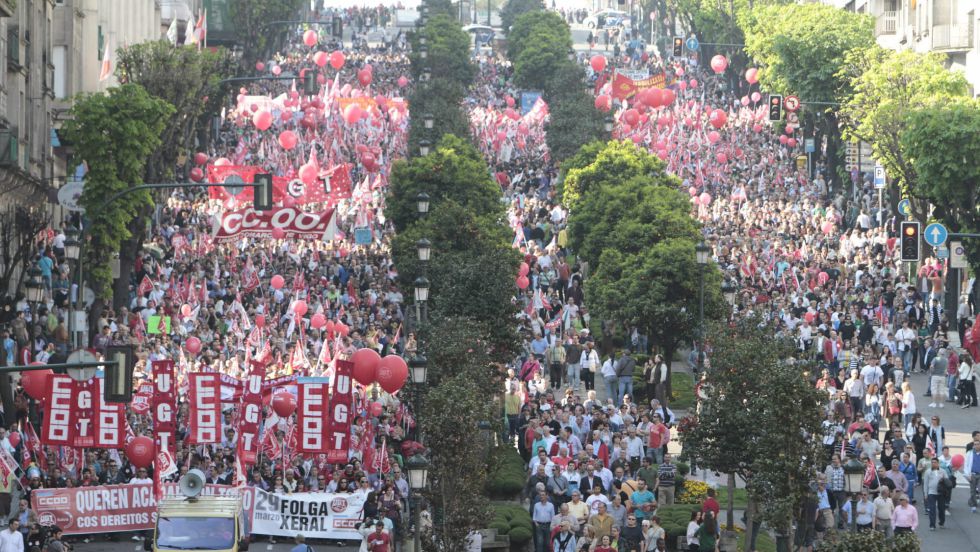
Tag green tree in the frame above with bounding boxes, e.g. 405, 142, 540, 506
901, 98, 980, 287
412, 14, 475, 88
838, 46, 968, 218
513, 27, 570, 92
407, 78, 472, 155
387, 135, 504, 231
62, 84, 174, 297
585, 239, 725, 400
682, 316, 824, 543
500, 0, 545, 31
561, 140, 663, 211
739, 3, 874, 188
230, 0, 306, 69
507, 10, 568, 61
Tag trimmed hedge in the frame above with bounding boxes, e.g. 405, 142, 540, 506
491, 503, 533, 547
487, 446, 527, 499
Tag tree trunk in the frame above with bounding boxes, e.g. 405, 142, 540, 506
744, 497, 755, 550
823, 112, 843, 194
112, 214, 146, 311
726, 473, 736, 530
663, 343, 675, 409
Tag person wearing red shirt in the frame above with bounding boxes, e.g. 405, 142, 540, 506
701, 488, 720, 518
366, 523, 391, 552
648, 415, 670, 464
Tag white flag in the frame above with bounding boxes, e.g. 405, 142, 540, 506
166, 17, 178, 46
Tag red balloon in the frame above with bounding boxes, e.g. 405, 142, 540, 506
303, 30, 318, 47
325, 320, 337, 334
709, 109, 728, 129
272, 392, 297, 418
370, 402, 384, 417
313, 51, 329, 67
293, 301, 308, 316
951, 454, 964, 470
357, 68, 373, 86
311, 313, 326, 329
516, 276, 530, 289
623, 109, 640, 126
505, 96, 515, 107
271, 227, 286, 240
590, 55, 607, 73
300, 163, 318, 185
193, 152, 208, 166
336, 323, 350, 336
271, 275, 285, 289
787, 138, 797, 148
376, 355, 408, 394
352, 348, 382, 385
594, 94, 611, 112
21, 368, 53, 400
710, 55, 728, 74
7, 432, 20, 448
397, 76, 409, 88
278, 130, 298, 150
255, 315, 266, 328
214, 158, 231, 167
707, 130, 721, 144
329, 51, 345, 70
126, 436, 155, 469
518, 262, 530, 276
779, 134, 789, 145
255, 62, 265, 72
185, 336, 202, 354
745, 67, 759, 84
189, 167, 204, 182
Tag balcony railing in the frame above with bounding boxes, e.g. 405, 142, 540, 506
875, 11, 897, 36
932, 23, 972, 50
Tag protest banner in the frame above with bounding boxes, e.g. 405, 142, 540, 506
250, 488, 365, 539
213, 207, 337, 242
151, 360, 177, 455
325, 360, 353, 463
611, 70, 667, 100
296, 377, 330, 453
187, 372, 221, 444
237, 361, 265, 465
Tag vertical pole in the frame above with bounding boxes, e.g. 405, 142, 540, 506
697, 264, 705, 373
878, 188, 883, 229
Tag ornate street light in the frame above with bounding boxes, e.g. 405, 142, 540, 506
416, 192, 430, 215
416, 238, 432, 262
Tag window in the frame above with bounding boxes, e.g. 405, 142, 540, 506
53, 46, 67, 99
98, 25, 104, 60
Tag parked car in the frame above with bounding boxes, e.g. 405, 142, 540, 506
584, 10, 629, 30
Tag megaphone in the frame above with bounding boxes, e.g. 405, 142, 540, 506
179, 469, 206, 498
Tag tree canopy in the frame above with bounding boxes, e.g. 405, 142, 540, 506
500, 0, 544, 31
561, 140, 664, 211
62, 84, 174, 294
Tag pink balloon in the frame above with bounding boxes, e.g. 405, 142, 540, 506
253, 110, 273, 131
271, 65, 282, 76
313, 51, 329, 67
590, 55, 607, 73
299, 163, 318, 185
594, 94, 611, 112
310, 313, 326, 329
657, 149, 668, 160
214, 157, 231, 166
271, 227, 286, 240
180, 304, 192, 318
357, 68, 373, 86
751, 91, 762, 103
752, 123, 763, 133
821, 221, 834, 235
344, 105, 362, 125
745, 67, 759, 84
779, 134, 789, 145
623, 109, 640, 126
255, 61, 265, 72
293, 301, 308, 316
505, 108, 519, 121
185, 336, 202, 354
787, 137, 797, 148
189, 167, 204, 182
679, 81, 688, 91
688, 187, 698, 196
661, 88, 675, 106
518, 262, 530, 276
278, 130, 298, 150
505, 96, 515, 107
709, 109, 728, 129
397, 76, 409, 88
699, 192, 712, 206
303, 30, 318, 47
707, 130, 721, 144
710, 55, 728, 74
271, 275, 285, 289
325, 320, 336, 334
740, 96, 750, 106
716, 153, 728, 164
329, 51, 345, 70
516, 276, 530, 290
689, 79, 698, 89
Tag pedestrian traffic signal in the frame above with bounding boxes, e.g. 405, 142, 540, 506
900, 221, 920, 262
254, 173, 273, 211
673, 37, 683, 57
304, 72, 316, 96
768, 95, 783, 121
332, 16, 343, 38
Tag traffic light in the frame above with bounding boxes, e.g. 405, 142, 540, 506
673, 37, 683, 57
768, 95, 783, 122
254, 173, 273, 211
332, 16, 343, 38
104, 345, 134, 403
304, 71, 316, 96
900, 221, 920, 262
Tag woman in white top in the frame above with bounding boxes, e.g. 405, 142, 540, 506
900, 380, 917, 428
685, 511, 702, 552
958, 360, 977, 408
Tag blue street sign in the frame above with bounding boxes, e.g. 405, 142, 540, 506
685, 36, 699, 51
804, 138, 815, 153
898, 199, 911, 218
923, 222, 948, 248
936, 247, 949, 260
873, 164, 886, 190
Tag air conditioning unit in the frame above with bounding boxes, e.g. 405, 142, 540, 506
0, 128, 18, 167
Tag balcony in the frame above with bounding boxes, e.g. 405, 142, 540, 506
875, 11, 897, 36
932, 23, 972, 51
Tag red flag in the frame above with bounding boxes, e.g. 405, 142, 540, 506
137, 275, 155, 297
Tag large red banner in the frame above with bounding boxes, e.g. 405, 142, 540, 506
213, 206, 337, 242
208, 164, 352, 207
32, 484, 247, 536
206, 165, 264, 201
95, 377, 126, 449
296, 377, 330, 454
41, 375, 101, 448
187, 373, 221, 444
326, 360, 353, 463
611, 70, 667, 100
236, 361, 265, 465
151, 360, 177, 455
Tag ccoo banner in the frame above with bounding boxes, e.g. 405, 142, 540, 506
213, 207, 337, 242
187, 373, 221, 444
296, 377, 330, 454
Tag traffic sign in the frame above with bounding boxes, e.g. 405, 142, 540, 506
873, 164, 886, 190
784, 95, 800, 112
685, 36, 699, 51
923, 222, 948, 248
950, 241, 967, 269
804, 138, 815, 153
898, 199, 911, 218
936, 247, 949, 260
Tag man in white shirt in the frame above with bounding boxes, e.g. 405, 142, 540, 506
130, 468, 153, 485
895, 322, 916, 376
0, 519, 23, 552
859, 358, 884, 389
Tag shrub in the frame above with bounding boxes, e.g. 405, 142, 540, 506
487, 447, 528, 499
490, 503, 533, 548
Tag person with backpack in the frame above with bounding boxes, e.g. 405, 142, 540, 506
291, 534, 313, 552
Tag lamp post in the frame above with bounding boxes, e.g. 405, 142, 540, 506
419, 140, 432, 156
604, 116, 614, 134
423, 113, 434, 130
422, 67, 432, 82
63, 226, 82, 349
695, 242, 710, 374
23, 264, 45, 305
419, 45, 428, 60
721, 281, 736, 313
406, 451, 430, 552
843, 457, 865, 532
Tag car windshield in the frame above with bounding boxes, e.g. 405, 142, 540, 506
157, 517, 235, 550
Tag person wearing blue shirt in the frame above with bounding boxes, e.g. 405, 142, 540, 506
37, 254, 54, 289
290, 534, 313, 552
898, 453, 917, 503
630, 479, 656, 521
532, 492, 556, 552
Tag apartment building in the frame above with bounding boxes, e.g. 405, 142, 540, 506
831, 0, 979, 95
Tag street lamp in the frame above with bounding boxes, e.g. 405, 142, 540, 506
422, 67, 432, 82
414, 277, 430, 303
416, 192, 430, 215
423, 113, 434, 129
419, 139, 432, 156
695, 242, 710, 374
722, 281, 737, 307
843, 457, 865, 532
419, 45, 428, 60
24, 264, 45, 304
409, 354, 428, 385
406, 454, 430, 490
416, 239, 432, 262
604, 116, 614, 133
63, 227, 80, 261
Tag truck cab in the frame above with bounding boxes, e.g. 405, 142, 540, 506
146, 496, 249, 552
